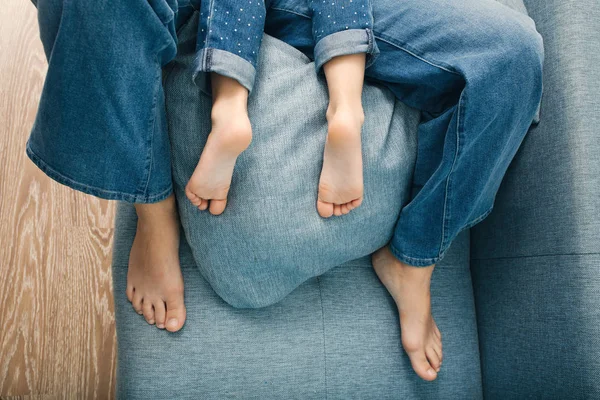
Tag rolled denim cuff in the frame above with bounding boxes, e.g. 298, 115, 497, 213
192, 48, 256, 96
313, 28, 380, 74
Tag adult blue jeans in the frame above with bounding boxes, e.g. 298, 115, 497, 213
27, 0, 543, 267
192, 0, 377, 93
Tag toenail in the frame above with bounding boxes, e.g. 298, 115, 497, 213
148, 320, 155, 324
167, 318, 178, 328
428, 368, 436, 376
157, 324, 165, 329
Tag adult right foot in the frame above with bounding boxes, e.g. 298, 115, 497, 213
128, 194, 186, 332
372, 245, 442, 381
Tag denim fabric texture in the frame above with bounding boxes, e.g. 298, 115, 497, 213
192, 0, 378, 94
104, 0, 600, 396
28, 0, 542, 270
160, 0, 540, 308
107, 0, 600, 397
264, 0, 543, 267
27, 0, 179, 203
192, 0, 267, 93
167, 14, 418, 308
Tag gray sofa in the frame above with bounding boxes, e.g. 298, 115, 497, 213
111, 0, 599, 398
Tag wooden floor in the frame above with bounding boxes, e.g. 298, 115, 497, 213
0, 1, 117, 398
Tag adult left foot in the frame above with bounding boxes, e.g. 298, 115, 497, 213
372, 245, 443, 381
316, 103, 364, 218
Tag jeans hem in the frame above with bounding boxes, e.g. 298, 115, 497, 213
192, 47, 256, 95
25, 141, 173, 204
388, 206, 495, 267
313, 28, 380, 73
387, 244, 440, 267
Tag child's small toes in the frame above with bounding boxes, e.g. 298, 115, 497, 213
333, 204, 342, 216
209, 199, 227, 215
317, 200, 334, 218
351, 197, 363, 208
142, 299, 155, 325
341, 204, 350, 214
199, 199, 209, 210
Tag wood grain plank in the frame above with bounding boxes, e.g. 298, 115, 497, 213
0, 1, 117, 398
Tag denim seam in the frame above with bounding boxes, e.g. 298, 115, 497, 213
388, 243, 439, 266
372, 34, 461, 76
269, 7, 311, 19
25, 143, 172, 203
204, 0, 216, 51
313, 28, 375, 72
270, 4, 460, 77
141, 61, 162, 196
162, 10, 199, 83
316, 277, 329, 400
439, 88, 467, 255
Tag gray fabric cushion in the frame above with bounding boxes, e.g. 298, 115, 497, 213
471, 0, 600, 396
164, 12, 419, 308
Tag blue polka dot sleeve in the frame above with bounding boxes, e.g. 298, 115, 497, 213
193, 0, 267, 94
310, 0, 378, 72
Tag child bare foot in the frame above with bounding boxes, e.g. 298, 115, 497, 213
317, 104, 365, 218
185, 74, 252, 215
317, 53, 366, 218
127, 194, 186, 332
372, 245, 443, 381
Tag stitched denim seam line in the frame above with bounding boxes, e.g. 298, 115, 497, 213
269, 6, 459, 76
472, 252, 600, 262
388, 243, 439, 266
270, 7, 311, 20
26, 143, 172, 202
440, 89, 467, 255
372, 34, 461, 76
142, 64, 162, 196
205, 0, 216, 52
316, 276, 329, 399
388, 200, 489, 265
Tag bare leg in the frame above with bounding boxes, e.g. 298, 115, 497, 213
185, 73, 252, 215
372, 246, 443, 381
127, 194, 186, 332
317, 53, 366, 218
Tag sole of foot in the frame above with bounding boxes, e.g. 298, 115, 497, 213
371, 245, 443, 381
185, 100, 252, 216
316, 105, 365, 218
127, 196, 186, 332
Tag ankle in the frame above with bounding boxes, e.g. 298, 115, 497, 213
134, 194, 178, 224
211, 73, 249, 109
326, 102, 365, 126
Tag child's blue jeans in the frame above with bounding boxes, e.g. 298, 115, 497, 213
26, 0, 543, 266
193, 0, 377, 93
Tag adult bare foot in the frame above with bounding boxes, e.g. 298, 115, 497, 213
185, 74, 252, 215
127, 194, 186, 332
316, 103, 364, 218
372, 245, 442, 381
